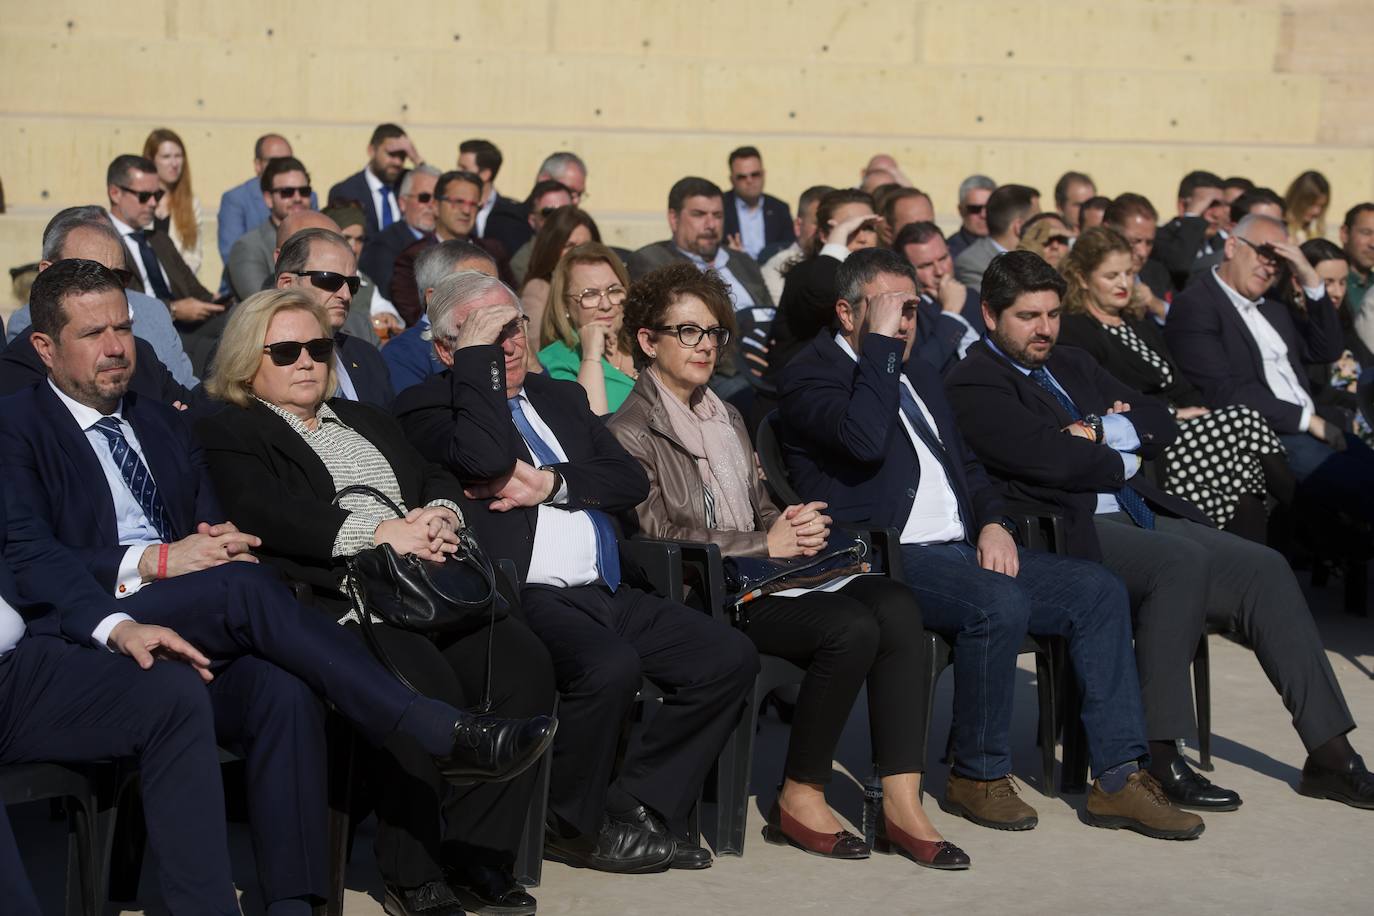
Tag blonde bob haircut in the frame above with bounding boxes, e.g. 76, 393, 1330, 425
541, 242, 632, 351
205, 289, 337, 408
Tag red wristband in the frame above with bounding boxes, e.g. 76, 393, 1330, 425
157, 543, 169, 580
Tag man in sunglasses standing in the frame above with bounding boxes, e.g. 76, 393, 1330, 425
275, 227, 394, 407
327, 123, 425, 239
105, 154, 218, 323
228, 156, 315, 301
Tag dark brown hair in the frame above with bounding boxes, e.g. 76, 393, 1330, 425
621, 263, 737, 368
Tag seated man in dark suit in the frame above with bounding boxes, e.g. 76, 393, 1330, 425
894, 221, 983, 374
461, 138, 533, 260
721, 146, 795, 260
274, 228, 395, 408
1151, 170, 1230, 293
946, 250, 1373, 812
1104, 193, 1173, 320
2, 260, 555, 915
395, 271, 758, 874
326, 122, 423, 239
1165, 213, 1374, 529
0, 495, 239, 916
954, 183, 1039, 294
359, 164, 440, 297
779, 247, 1202, 840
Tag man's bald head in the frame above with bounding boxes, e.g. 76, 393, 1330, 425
276, 210, 339, 248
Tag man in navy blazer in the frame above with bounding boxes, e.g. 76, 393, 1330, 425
0, 260, 555, 914
947, 250, 1373, 813
0, 491, 240, 915
1164, 214, 1374, 532
396, 271, 757, 874
721, 146, 795, 260
896, 221, 984, 375
326, 123, 424, 239
779, 247, 1202, 840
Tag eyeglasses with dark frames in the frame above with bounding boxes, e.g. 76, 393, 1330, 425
1236, 235, 1281, 264
651, 324, 732, 348
117, 186, 165, 204
292, 270, 361, 294
262, 337, 335, 367
961, 203, 985, 215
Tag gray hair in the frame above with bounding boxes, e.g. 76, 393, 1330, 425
414, 240, 497, 307
428, 271, 521, 341
537, 151, 587, 182
399, 163, 442, 197
958, 174, 996, 205
42, 206, 122, 261
1233, 213, 1287, 241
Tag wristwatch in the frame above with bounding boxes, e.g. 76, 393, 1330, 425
1082, 414, 1105, 444
538, 465, 563, 504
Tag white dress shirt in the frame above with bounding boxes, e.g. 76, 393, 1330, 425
476, 188, 498, 238
677, 246, 756, 309
109, 212, 171, 298
834, 334, 965, 545
0, 594, 25, 655
509, 390, 602, 588
1212, 267, 1318, 432
364, 168, 400, 227
734, 196, 766, 259
48, 381, 153, 645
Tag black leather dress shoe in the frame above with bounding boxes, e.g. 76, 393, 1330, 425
384, 880, 466, 916
435, 712, 556, 784
1298, 753, 1374, 809
610, 804, 712, 870
1154, 757, 1242, 811
544, 818, 674, 874
448, 863, 536, 915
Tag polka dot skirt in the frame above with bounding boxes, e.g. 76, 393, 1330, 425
1162, 404, 1285, 528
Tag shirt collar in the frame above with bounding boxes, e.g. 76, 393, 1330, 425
1211, 266, 1260, 311
834, 331, 859, 362
108, 212, 139, 236
478, 190, 498, 219
676, 245, 729, 272
48, 379, 123, 430
735, 195, 762, 214
984, 336, 1033, 376
364, 168, 387, 194
256, 397, 343, 434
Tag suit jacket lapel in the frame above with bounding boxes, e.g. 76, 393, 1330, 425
248, 402, 339, 500
37, 383, 120, 543
121, 394, 193, 537
1206, 273, 1268, 383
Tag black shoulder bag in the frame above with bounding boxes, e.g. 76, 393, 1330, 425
333, 484, 507, 710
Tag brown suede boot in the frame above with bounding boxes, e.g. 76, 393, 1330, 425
941, 772, 1038, 830
1086, 771, 1205, 840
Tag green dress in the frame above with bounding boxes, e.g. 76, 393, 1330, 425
538, 339, 636, 412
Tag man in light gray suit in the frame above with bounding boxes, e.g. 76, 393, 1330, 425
954, 184, 1040, 293
227, 156, 313, 300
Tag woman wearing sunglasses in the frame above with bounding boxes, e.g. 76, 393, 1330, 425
538, 242, 638, 415
607, 264, 969, 870
197, 289, 555, 916
1016, 212, 1075, 270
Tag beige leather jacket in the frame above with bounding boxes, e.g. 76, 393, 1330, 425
607, 374, 781, 558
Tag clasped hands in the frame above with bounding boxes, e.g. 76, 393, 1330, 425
138, 521, 261, 582
375, 507, 462, 561
767, 501, 832, 559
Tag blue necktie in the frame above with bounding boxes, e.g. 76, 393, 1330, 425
896, 384, 973, 530
379, 187, 395, 229
90, 417, 173, 542
507, 397, 621, 590
1027, 368, 1155, 529
130, 230, 173, 301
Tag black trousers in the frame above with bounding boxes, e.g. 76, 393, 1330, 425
1096, 512, 1355, 750
0, 636, 239, 915
744, 576, 928, 782
521, 583, 758, 837
358, 615, 555, 888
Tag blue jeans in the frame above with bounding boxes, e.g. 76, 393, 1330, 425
902, 542, 1147, 780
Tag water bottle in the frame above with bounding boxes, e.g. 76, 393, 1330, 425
860, 770, 883, 848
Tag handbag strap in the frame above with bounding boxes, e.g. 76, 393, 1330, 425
332, 483, 405, 519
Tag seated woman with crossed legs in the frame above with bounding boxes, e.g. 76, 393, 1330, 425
607, 264, 968, 870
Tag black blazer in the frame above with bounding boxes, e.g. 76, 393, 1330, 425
1150, 215, 1210, 292
721, 191, 795, 252
195, 398, 462, 595
336, 332, 394, 409
1056, 312, 1203, 408
778, 330, 1005, 539
914, 287, 984, 376
482, 196, 535, 262
359, 220, 426, 297
768, 254, 842, 380
327, 169, 401, 239
393, 344, 650, 581
0, 328, 205, 412
0, 385, 224, 645
945, 340, 1209, 561
1164, 269, 1343, 434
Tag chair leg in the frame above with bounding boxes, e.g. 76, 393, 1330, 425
515, 697, 557, 888
920, 635, 946, 805
1034, 650, 1058, 800
106, 780, 146, 903
62, 788, 98, 916
1345, 558, 1368, 616
714, 679, 761, 856
1058, 662, 1089, 796
1193, 637, 1212, 772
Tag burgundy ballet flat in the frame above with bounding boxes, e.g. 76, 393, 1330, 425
874, 814, 971, 870
762, 800, 869, 859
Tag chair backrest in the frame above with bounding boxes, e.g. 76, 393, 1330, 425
754, 410, 802, 508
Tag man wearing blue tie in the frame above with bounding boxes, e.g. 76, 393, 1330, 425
779, 248, 1203, 840
326, 123, 424, 240
396, 271, 759, 875
946, 250, 1374, 814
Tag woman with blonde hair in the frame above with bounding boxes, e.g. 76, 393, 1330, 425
142, 128, 204, 276
198, 288, 556, 915
538, 242, 638, 414
1284, 169, 1330, 244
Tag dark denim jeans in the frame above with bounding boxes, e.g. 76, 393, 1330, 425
901, 542, 1147, 780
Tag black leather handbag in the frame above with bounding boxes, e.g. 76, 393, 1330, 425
722, 536, 871, 626
334, 485, 506, 705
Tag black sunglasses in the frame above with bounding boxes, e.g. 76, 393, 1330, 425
117, 185, 165, 204
262, 337, 335, 366
1046, 234, 1071, 247
293, 270, 360, 294
1237, 236, 1280, 264
271, 185, 313, 199
406, 192, 434, 204
652, 324, 732, 347
962, 203, 985, 215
